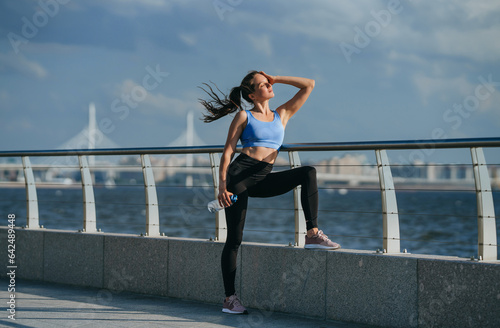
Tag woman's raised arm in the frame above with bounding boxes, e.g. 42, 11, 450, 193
260, 72, 315, 127
260, 72, 315, 128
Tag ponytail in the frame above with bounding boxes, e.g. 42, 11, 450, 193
199, 83, 241, 123
199, 70, 259, 123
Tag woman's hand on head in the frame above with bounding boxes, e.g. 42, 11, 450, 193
259, 71, 275, 85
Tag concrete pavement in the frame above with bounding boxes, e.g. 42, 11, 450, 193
0, 279, 378, 328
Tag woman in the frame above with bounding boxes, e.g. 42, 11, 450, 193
200, 70, 340, 315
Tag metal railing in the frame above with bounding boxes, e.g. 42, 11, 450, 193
0, 137, 498, 260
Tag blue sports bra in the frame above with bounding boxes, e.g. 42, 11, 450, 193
240, 110, 284, 150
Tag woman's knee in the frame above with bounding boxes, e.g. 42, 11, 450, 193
225, 232, 243, 248
302, 166, 317, 180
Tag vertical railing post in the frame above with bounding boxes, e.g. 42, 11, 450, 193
78, 155, 97, 232
141, 154, 160, 237
209, 153, 227, 242
288, 151, 307, 247
375, 149, 401, 253
470, 147, 497, 261
22, 156, 40, 229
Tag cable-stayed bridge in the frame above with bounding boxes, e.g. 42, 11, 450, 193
1, 103, 211, 186
1, 103, 494, 189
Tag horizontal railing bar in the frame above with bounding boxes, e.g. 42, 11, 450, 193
0, 163, 490, 170
281, 137, 500, 152
313, 163, 483, 167
0, 145, 228, 157
0, 182, 480, 191
394, 188, 476, 192
1, 137, 499, 157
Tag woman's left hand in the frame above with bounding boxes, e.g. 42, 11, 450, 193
259, 71, 275, 85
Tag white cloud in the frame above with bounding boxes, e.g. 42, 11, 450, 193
394, 1, 500, 63
95, 0, 172, 16
388, 51, 426, 66
88, 0, 200, 17
246, 33, 273, 57
434, 27, 500, 62
0, 52, 47, 79
413, 73, 500, 117
179, 33, 197, 47
116, 79, 198, 116
234, 1, 500, 64
230, 1, 373, 44
477, 89, 500, 114
413, 74, 472, 105
145, 92, 195, 115
459, 0, 500, 20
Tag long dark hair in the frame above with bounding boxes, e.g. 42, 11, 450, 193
199, 70, 258, 123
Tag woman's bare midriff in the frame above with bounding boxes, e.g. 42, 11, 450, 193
241, 147, 279, 164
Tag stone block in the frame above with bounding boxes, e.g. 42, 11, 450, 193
0, 227, 8, 278
326, 251, 418, 327
418, 259, 500, 328
167, 238, 228, 304
43, 230, 104, 288
103, 235, 169, 296
0, 227, 45, 280
241, 243, 327, 319
16, 229, 44, 280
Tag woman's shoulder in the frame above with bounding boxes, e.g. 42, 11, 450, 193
275, 107, 285, 118
231, 110, 248, 126
235, 109, 248, 119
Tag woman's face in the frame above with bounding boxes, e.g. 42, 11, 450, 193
250, 73, 274, 102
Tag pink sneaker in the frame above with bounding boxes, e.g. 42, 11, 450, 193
305, 230, 341, 250
222, 294, 248, 314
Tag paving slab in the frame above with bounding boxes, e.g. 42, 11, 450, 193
0, 279, 378, 328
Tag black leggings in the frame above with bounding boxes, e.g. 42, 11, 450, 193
221, 153, 319, 297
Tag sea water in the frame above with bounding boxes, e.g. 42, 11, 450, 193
1, 186, 498, 259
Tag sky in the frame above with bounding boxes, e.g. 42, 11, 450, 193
0, 0, 499, 164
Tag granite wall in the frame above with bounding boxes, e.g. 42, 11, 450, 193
1, 227, 499, 327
